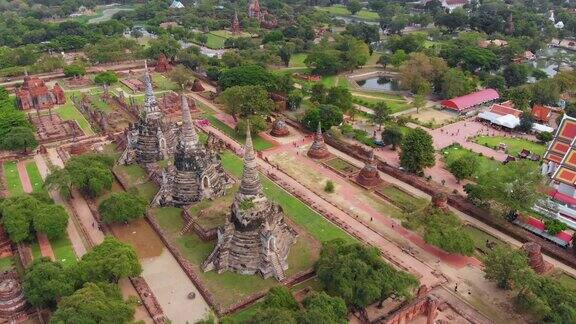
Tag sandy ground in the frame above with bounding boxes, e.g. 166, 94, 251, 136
409, 108, 457, 125
141, 249, 211, 323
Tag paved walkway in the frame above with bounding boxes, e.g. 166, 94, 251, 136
16, 160, 56, 261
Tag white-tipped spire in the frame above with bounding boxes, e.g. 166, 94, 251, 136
143, 60, 159, 113
178, 93, 200, 149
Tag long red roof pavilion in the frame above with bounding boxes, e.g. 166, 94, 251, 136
441, 88, 500, 112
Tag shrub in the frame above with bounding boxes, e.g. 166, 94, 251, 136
544, 218, 567, 235
324, 181, 335, 193
98, 192, 147, 224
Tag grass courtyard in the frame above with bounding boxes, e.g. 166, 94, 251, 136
204, 114, 274, 151
441, 144, 500, 179
289, 53, 308, 68
2, 161, 23, 196
316, 5, 379, 21
473, 136, 546, 157
25, 161, 43, 192
57, 92, 95, 136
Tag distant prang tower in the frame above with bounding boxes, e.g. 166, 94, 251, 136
248, 0, 261, 20
231, 10, 241, 35
152, 94, 228, 207
119, 61, 175, 165
203, 126, 297, 281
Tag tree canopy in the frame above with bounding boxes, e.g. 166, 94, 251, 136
219, 85, 275, 119
98, 192, 147, 224
399, 128, 435, 174
301, 104, 343, 132
23, 258, 75, 309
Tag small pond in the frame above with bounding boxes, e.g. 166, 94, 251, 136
356, 76, 400, 92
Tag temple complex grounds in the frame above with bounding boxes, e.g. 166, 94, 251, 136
472, 135, 546, 157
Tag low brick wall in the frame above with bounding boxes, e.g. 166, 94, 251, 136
323, 134, 576, 268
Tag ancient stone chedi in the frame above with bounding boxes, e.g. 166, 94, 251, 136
307, 122, 330, 159
16, 72, 66, 110
153, 94, 228, 206
120, 62, 175, 165
203, 127, 297, 280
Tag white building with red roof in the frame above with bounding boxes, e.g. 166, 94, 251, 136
540, 115, 576, 228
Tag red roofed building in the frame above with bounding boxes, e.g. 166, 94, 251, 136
531, 105, 552, 123
489, 101, 522, 117
541, 115, 576, 229
441, 88, 500, 113
15, 73, 66, 111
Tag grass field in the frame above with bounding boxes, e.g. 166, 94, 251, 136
352, 93, 410, 114
377, 185, 427, 212
57, 92, 95, 135
153, 206, 319, 308
0, 256, 13, 271
114, 164, 148, 186
3, 161, 23, 196
188, 185, 238, 230
204, 33, 227, 49
321, 75, 351, 88
89, 95, 112, 112
441, 145, 500, 179
210, 30, 253, 39
325, 157, 360, 174
30, 242, 41, 260
25, 161, 43, 193
220, 151, 355, 243
151, 74, 179, 91
51, 234, 77, 266
289, 53, 308, 68
204, 115, 274, 151
549, 271, 576, 291
316, 5, 379, 21
473, 136, 546, 157
462, 225, 505, 257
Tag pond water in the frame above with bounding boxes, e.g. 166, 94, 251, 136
528, 47, 575, 81
356, 77, 400, 91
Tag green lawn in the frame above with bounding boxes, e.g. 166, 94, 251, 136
134, 182, 159, 203
153, 206, 319, 309
473, 136, 546, 157
51, 234, 77, 266
89, 95, 112, 112
3, 161, 23, 196
325, 157, 360, 174
151, 74, 179, 91
57, 93, 95, 135
30, 242, 41, 260
204, 115, 274, 151
114, 164, 148, 186
321, 75, 351, 88
0, 256, 13, 271
316, 5, 379, 21
441, 145, 500, 179
220, 152, 355, 243
289, 53, 308, 68
204, 33, 227, 49
377, 185, 427, 212
461, 225, 505, 256
351, 91, 410, 114
549, 271, 576, 291
210, 30, 252, 39
25, 161, 43, 193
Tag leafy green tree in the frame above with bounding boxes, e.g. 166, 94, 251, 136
506, 87, 532, 110
326, 86, 353, 113
544, 219, 568, 235
235, 115, 268, 136
400, 128, 435, 173
440, 68, 477, 100
530, 79, 560, 106
94, 71, 118, 85
33, 204, 68, 239
219, 85, 274, 120
377, 53, 391, 68
301, 104, 343, 132
536, 131, 553, 143
423, 210, 475, 256
45, 154, 114, 198
467, 160, 543, 215
516, 113, 534, 133
386, 33, 426, 54
0, 195, 42, 242
63, 64, 86, 77
301, 292, 347, 324
0, 86, 9, 101
370, 102, 391, 130
168, 64, 193, 89
287, 90, 303, 111
400, 53, 447, 94
98, 192, 146, 224
382, 126, 403, 150
316, 239, 418, 310
146, 35, 181, 60
262, 30, 284, 44
50, 282, 135, 324
1, 126, 38, 153
0, 106, 31, 138
245, 308, 297, 324
263, 287, 299, 311
503, 64, 529, 87
435, 8, 468, 33
483, 75, 506, 93
412, 91, 427, 114
23, 258, 75, 309
484, 246, 530, 289
347, 0, 362, 15
305, 48, 344, 75
448, 156, 479, 182
77, 236, 142, 284
344, 23, 380, 45
218, 65, 277, 91
390, 49, 408, 68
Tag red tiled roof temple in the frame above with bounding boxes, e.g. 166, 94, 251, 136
441, 88, 500, 111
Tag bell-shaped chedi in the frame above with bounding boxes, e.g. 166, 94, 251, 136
203, 125, 297, 281
356, 150, 382, 187
307, 122, 330, 159
270, 118, 289, 137
432, 192, 448, 209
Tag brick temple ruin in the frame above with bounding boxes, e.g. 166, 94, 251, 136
356, 150, 382, 187
158, 91, 199, 122
153, 94, 229, 207
119, 62, 175, 165
203, 126, 297, 281
154, 53, 172, 73
15, 73, 66, 110
29, 113, 83, 143
270, 118, 290, 137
